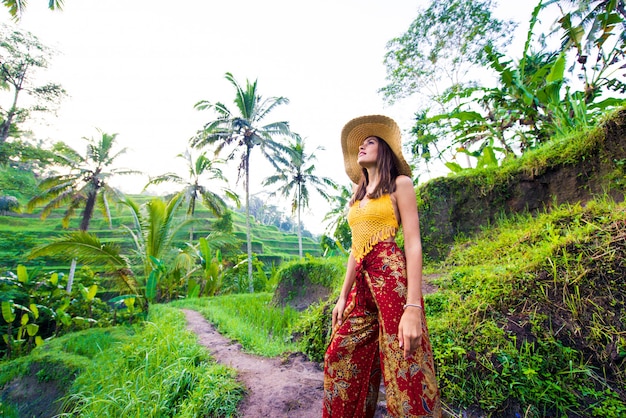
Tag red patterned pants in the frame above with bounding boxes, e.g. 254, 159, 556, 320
323, 242, 441, 417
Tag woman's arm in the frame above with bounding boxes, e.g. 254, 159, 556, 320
394, 175, 424, 359
332, 252, 357, 328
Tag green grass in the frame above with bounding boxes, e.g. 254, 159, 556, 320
424, 197, 626, 417
171, 293, 302, 357
0, 326, 134, 417
60, 304, 244, 417
0, 304, 244, 418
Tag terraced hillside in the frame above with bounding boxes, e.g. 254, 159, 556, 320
0, 194, 321, 273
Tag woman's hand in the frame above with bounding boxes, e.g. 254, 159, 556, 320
398, 307, 423, 359
331, 297, 347, 329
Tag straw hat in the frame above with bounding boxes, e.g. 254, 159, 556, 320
340, 114, 412, 184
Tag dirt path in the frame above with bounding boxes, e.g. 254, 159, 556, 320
182, 309, 325, 417
182, 275, 440, 417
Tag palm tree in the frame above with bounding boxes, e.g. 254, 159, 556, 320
144, 149, 240, 242
27, 130, 138, 292
322, 183, 353, 253
121, 194, 201, 303
190, 72, 293, 292
2, 0, 64, 21
323, 183, 352, 232
263, 135, 336, 257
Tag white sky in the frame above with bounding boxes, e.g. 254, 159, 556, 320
2, 0, 544, 235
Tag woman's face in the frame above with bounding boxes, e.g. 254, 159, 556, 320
357, 136, 379, 167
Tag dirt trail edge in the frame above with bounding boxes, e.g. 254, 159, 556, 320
182, 309, 324, 418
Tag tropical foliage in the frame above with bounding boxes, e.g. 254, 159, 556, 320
27, 131, 135, 231
1, 1, 625, 416
397, 0, 626, 171
0, 264, 114, 359
321, 183, 352, 253
27, 231, 141, 300
0, 194, 18, 213
380, 0, 514, 108
144, 148, 239, 222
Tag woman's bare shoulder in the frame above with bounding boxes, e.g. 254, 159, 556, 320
394, 175, 414, 191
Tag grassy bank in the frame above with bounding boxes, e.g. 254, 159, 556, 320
0, 304, 244, 417
425, 198, 626, 417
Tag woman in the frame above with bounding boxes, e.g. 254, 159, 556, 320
323, 115, 441, 417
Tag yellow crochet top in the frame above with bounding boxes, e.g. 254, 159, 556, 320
347, 194, 398, 262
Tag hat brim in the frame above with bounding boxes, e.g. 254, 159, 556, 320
340, 115, 412, 184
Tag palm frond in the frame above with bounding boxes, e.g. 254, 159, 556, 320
144, 173, 185, 188
200, 230, 240, 250
111, 168, 142, 177
28, 231, 131, 270
257, 96, 290, 121
261, 121, 293, 136
38, 189, 78, 220
200, 190, 227, 217
172, 250, 195, 273
224, 188, 241, 208
193, 99, 213, 111
96, 192, 112, 228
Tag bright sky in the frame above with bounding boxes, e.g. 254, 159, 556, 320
2, 0, 543, 235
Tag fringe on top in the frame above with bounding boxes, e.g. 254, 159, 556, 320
347, 194, 399, 262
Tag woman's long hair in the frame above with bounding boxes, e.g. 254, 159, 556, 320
349, 137, 400, 206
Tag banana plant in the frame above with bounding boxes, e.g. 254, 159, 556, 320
78, 284, 98, 320
145, 256, 166, 303
109, 295, 139, 325
1, 300, 43, 358
408, 0, 626, 166
1, 300, 16, 358
15, 303, 42, 346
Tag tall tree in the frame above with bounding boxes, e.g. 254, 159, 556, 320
0, 23, 66, 143
1, 0, 64, 21
262, 135, 336, 257
144, 149, 240, 242
27, 130, 138, 292
190, 72, 293, 292
380, 0, 515, 109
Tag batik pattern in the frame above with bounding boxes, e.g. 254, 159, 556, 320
323, 242, 441, 417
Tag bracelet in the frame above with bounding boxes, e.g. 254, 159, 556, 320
403, 303, 423, 310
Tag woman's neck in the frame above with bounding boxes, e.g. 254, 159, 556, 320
365, 167, 381, 194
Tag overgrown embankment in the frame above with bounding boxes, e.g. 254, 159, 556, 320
428, 199, 625, 417
418, 108, 626, 261
416, 110, 625, 416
